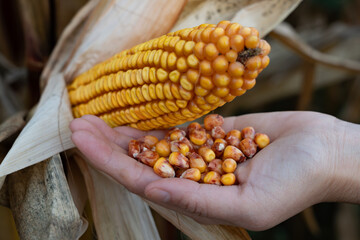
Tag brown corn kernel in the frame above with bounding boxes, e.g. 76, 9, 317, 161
153, 157, 175, 178
241, 126, 255, 140
222, 158, 237, 173
211, 125, 226, 139
180, 168, 201, 182
188, 152, 207, 173
204, 114, 224, 131
225, 129, 241, 147
212, 138, 227, 157
170, 140, 190, 156
138, 135, 159, 149
254, 133, 270, 149
168, 152, 190, 169
239, 138, 257, 158
223, 145, 246, 162
169, 129, 186, 141
207, 159, 224, 174
187, 122, 202, 133
155, 139, 171, 157
198, 146, 216, 162
128, 139, 140, 158
189, 128, 207, 145
203, 171, 221, 185
221, 173, 236, 186
137, 150, 159, 167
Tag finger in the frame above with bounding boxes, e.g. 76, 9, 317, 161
70, 117, 107, 140
79, 115, 138, 149
71, 129, 161, 196
144, 178, 243, 225
114, 126, 167, 140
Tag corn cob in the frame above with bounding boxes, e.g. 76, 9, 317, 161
68, 21, 271, 130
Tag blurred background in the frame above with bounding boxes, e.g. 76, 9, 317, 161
0, 0, 359, 239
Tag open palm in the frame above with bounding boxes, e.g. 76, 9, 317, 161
70, 111, 340, 230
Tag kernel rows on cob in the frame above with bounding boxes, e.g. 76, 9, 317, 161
68, 21, 270, 130
128, 114, 270, 185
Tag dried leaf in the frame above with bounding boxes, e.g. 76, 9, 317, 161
231, 0, 302, 37
271, 22, 360, 73
148, 201, 251, 240
8, 154, 87, 240
0, 74, 74, 177
73, 152, 160, 240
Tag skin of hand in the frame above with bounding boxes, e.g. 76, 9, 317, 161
69, 111, 360, 231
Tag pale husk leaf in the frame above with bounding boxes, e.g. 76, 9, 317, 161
74, 152, 161, 240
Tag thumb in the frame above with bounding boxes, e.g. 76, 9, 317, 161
144, 178, 243, 225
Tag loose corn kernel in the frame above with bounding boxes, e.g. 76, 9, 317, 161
211, 126, 226, 139
223, 145, 246, 162
187, 122, 202, 133
169, 128, 186, 141
221, 173, 236, 186
222, 158, 237, 173
153, 157, 175, 178
138, 135, 159, 149
180, 168, 201, 182
169, 152, 189, 169
170, 140, 190, 156
189, 128, 207, 145
241, 126, 255, 140
212, 138, 227, 157
128, 139, 140, 158
198, 146, 216, 162
204, 114, 224, 131
225, 129, 241, 147
207, 159, 223, 174
203, 171, 221, 185
188, 152, 207, 173
239, 138, 257, 158
155, 139, 171, 157
137, 150, 159, 167
254, 133, 270, 149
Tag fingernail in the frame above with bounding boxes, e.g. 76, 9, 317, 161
147, 188, 170, 203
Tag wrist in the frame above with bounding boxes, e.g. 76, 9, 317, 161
325, 119, 360, 203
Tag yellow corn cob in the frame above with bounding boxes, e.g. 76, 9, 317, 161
68, 21, 271, 130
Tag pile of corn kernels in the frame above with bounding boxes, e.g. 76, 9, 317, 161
128, 114, 270, 186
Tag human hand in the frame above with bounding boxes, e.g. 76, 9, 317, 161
69, 112, 360, 230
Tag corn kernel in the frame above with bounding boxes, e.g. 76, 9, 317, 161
207, 159, 223, 174
180, 168, 201, 182
203, 171, 221, 185
198, 146, 216, 162
204, 43, 219, 60
137, 150, 159, 167
153, 157, 175, 178
239, 138, 257, 158
221, 173, 236, 186
223, 145, 246, 162
169, 152, 189, 169
254, 133, 270, 149
212, 55, 229, 73
222, 158, 237, 173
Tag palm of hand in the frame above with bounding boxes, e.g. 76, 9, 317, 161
70, 111, 336, 230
